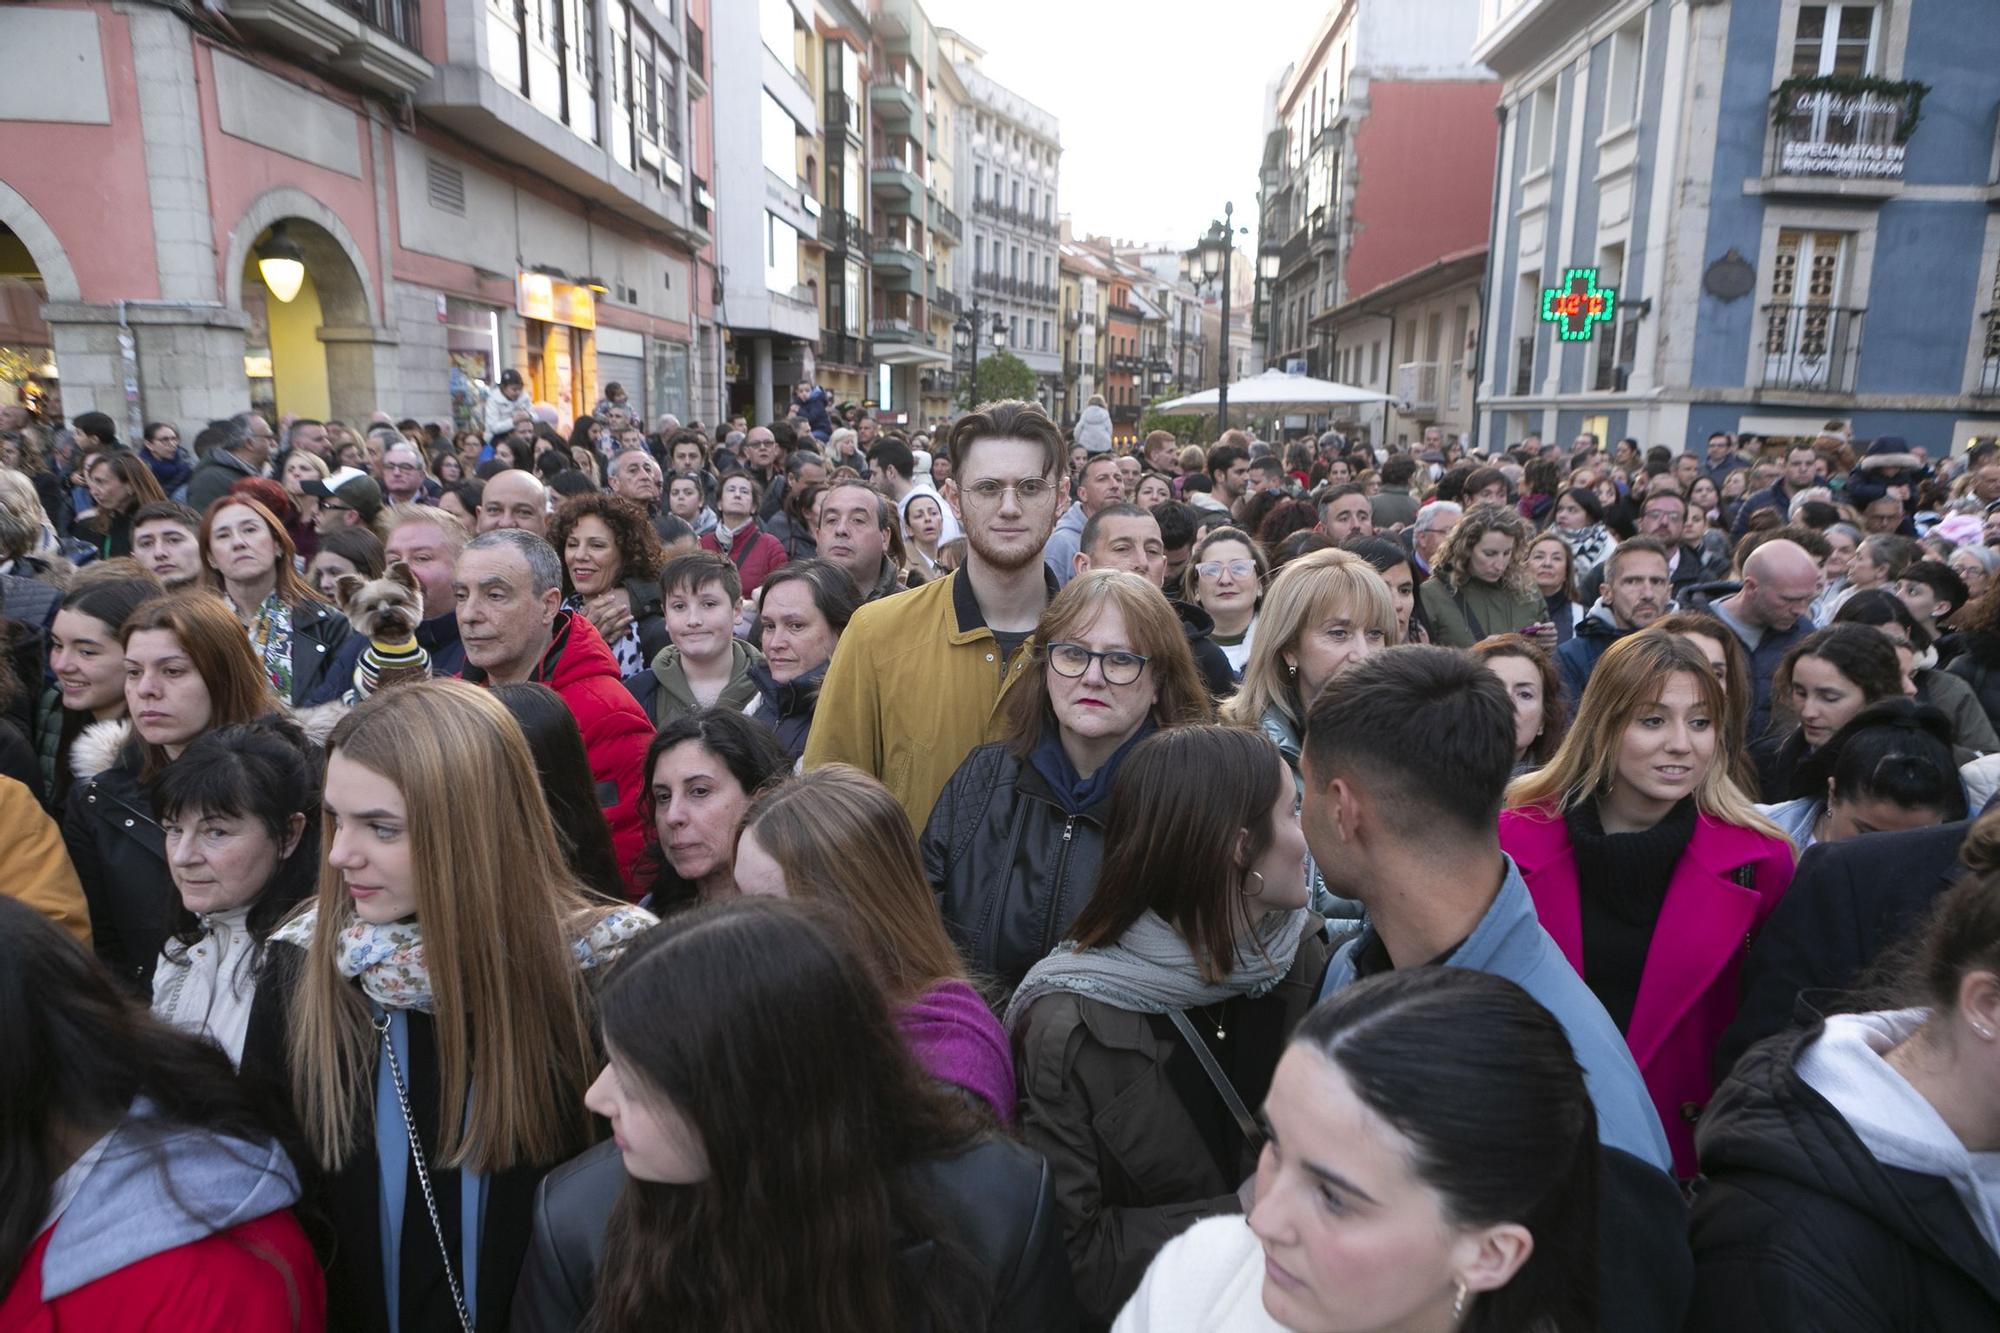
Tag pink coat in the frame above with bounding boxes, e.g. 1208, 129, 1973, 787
1499, 804, 1794, 1176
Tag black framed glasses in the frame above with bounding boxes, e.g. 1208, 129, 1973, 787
1047, 642, 1149, 685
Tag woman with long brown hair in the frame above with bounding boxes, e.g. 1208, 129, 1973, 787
1471, 632, 1567, 773
924, 570, 1213, 992
1010, 724, 1329, 1322
1500, 630, 1795, 1177
61, 593, 278, 993
198, 494, 354, 706
736, 764, 1014, 1122
253, 679, 653, 1332
81, 449, 167, 559
511, 899, 1078, 1332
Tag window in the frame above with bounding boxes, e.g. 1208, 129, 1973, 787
759, 0, 795, 69
1029, 187, 1038, 217
1603, 18, 1644, 132
765, 212, 800, 294
762, 93, 796, 182
1042, 319, 1051, 350
1525, 83, 1557, 174
1044, 255, 1053, 285
841, 146, 860, 215
1010, 315, 1020, 345
1010, 244, 1019, 278
1792, 4, 1877, 76
843, 260, 863, 334
974, 235, 985, 272
1011, 179, 1021, 210
608, 0, 632, 169
974, 163, 982, 200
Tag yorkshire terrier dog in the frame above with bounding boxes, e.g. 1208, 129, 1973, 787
334, 561, 432, 699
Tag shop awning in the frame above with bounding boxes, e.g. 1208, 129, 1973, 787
872, 342, 955, 367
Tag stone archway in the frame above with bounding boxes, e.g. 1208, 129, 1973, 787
222, 188, 396, 422
0, 179, 81, 303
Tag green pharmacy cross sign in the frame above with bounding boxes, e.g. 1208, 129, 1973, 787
1540, 267, 1618, 342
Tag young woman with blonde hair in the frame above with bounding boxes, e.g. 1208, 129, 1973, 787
1500, 630, 1795, 1176
252, 679, 653, 1332
735, 764, 1015, 1122
1416, 502, 1552, 650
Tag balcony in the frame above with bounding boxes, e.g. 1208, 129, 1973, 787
870, 79, 921, 129
930, 198, 963, 243
932, 287, 962, 318
1395, 362, 1441, 414
870, 317, 930, 346
819, 331, 871, 368
870, 155, 923, 213
920, 369, 959, 395
1976, 310, 1999, 396
1064, 311, 1081, 330
1760, 304, 1865, 393
1768, 81, 1916, 192
871, 236, 924, 289
1512, 335, 1535, 396
226, 0, 431, 96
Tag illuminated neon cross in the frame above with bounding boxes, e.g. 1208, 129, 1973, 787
1540, 267, 1618, 342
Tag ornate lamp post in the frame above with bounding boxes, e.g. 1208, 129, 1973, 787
953, 305, 1008, 408
1183, 201, 1251, 438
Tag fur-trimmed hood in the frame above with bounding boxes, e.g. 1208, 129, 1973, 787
70, 701, 349, 779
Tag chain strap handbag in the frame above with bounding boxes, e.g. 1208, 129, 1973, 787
373, 1011, 475, 1333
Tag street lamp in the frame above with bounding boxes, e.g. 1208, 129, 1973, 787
1185, 201, 1249, 438
954, 305, 1007, 408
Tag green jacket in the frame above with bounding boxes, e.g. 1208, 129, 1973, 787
804, 568, 1046, 829
630, 639, 765, 729
1419, 575, 1546, 649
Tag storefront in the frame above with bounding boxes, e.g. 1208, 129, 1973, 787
596, 325, 646, 420
517, 272, 597, 429
445, 297, 503, 435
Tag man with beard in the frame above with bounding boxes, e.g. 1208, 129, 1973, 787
1557, 537, 1670, 703
805, 399, 1065, 827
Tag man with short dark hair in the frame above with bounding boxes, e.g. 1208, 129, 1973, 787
1204, 442, 1250, 514
186, 412, 276, 512
807, 400, 1066, 826
817, 481, 911, 603
1075, 502, 1234, 697
1152, 498, 1198, 590
454, 528, 651, 895
130, 501, 204, 588
1301, 646, 1688, 1329
1704, 430, 1746, 480
1559, 537, 1670, 702
287, 418, 330, 459
1731, 443, 1819, 539
1248, 456, 1287, 495
1318, 483, 1373, 544
1045, 453, 1122, 587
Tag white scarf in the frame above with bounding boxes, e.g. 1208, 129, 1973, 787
1005, 907, 1307, 1031
151, 904, 259, 1066
271, 903, 655, 1011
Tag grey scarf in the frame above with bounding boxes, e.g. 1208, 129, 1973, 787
1004, 906, 1308, 1031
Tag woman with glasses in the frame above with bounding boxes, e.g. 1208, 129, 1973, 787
924, 571, 1212, 993
1181, 527, 1267, 680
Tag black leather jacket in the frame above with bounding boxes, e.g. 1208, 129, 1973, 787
511, 1137, 1080, 1332
61, 743, 173, 993
922, 742, 1109, 993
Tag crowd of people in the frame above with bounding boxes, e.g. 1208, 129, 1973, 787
7, 386, 2000, 1331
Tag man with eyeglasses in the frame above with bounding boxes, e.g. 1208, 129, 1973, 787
378, 441, 434, 506
806, 399, 1066, 828
1579, 485, 1700, 605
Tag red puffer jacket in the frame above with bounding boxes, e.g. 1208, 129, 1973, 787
701, 521, 789, 595
530, 612, 656, 898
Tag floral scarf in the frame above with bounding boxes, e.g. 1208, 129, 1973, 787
271, 903, 657, 1011
244, 592, 293, 701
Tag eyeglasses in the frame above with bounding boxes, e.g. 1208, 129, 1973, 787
1642, 507, 1686, 522
1047, 642, 1150, 685
1196, 559, 1259, 581
964, 477, 1055, 505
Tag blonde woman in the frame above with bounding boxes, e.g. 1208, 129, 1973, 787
254, 679, 653, 1331
1500, 630, 1794, 1177
1417, 502, 1551, 650
735, 764, 1017, 1123
1220, 547, 1397, 931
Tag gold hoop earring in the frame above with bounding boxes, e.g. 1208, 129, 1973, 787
1243, 870, 1265, 899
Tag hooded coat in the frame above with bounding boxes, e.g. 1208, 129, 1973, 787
1688, 1020, 2000, 1330
744, 658, 824, 760
0, 1101, 322, 1331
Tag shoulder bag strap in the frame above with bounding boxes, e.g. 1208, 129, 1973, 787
1166, 1008, 1266, 1151
1450, 585, 1487, 640
374, 1012, 475, 1333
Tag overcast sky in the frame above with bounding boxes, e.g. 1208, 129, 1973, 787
918, 0, 1332, 252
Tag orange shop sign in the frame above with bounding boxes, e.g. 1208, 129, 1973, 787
516, 272, 596, 330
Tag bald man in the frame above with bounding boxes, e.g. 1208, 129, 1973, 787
1713, 538, 1821, 743
476, 468, 549, 537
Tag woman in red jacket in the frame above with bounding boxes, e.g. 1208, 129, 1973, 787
0, 897, 323, 1333
1499, 629, 1794, 1177
699, 470, 789, 596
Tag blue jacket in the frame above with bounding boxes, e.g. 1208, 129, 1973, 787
1556, 605, 1634, 705
1320, 856, 1672, 1173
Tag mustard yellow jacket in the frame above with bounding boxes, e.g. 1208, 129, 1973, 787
2, 773, 90, 945
803, 569, 1042, 829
